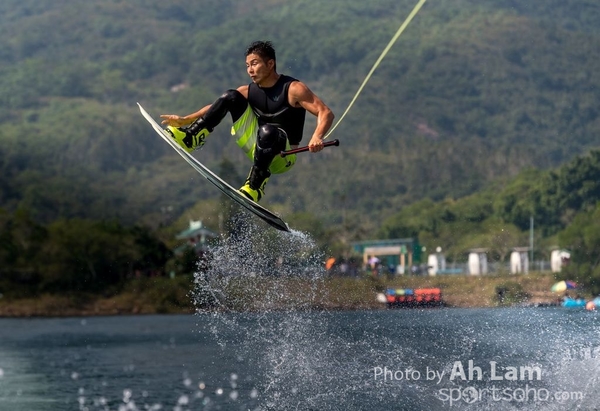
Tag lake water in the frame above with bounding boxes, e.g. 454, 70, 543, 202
0, 308, 599, 411
2, 224, 599, 410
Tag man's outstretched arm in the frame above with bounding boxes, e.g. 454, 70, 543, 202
160, 85, 249, 127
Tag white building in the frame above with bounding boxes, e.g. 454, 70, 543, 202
551, 249, 570, 273
427, 247, 446, 276
510, 247, 529, 274
468, 249, 488, 275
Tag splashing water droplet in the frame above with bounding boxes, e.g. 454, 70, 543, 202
122, 389, 132, 403
191, 216, 335, 408
192, 216, 326, 313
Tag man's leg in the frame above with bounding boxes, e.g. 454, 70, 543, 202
166, 89, 248, 152
239, 124, 287, 202
230, 107, 297, 174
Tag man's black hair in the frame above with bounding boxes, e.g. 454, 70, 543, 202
245, 41, 276, 70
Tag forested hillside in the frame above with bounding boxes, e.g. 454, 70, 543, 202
377, 148, 600, 293
1, 0, 600, 235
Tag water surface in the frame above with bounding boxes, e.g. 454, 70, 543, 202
0, 308, 598, 410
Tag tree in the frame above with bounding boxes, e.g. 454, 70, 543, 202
558, 203, 600, 295
0, 208, 47, 292
40, 219, 170, 291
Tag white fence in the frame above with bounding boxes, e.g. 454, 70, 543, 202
427, 260, 553, 275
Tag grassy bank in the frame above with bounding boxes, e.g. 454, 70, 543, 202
310, 272, 563, 309
380, 272, 563, 307
0, 272, 568, 317
0, 276, 195, 317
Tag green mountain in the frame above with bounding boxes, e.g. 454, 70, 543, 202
376, 148, 600, 294
2, 0, 600, 234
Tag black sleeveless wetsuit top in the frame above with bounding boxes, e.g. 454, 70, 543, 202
247, 74, 307, 145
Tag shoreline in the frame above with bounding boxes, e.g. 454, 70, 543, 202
0, 272, 569, 318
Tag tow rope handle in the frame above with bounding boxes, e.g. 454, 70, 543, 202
280, 139, 340, 157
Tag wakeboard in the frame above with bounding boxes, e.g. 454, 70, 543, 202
137, 103, 290, 232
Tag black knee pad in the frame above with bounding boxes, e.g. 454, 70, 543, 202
203, 89, 248, 129
257, 124, 287, 149
254, 124, 287, 170
221, 89, 247, 117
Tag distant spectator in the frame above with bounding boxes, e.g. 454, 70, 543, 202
367, 256, 380, 276
339, 260, 349, 276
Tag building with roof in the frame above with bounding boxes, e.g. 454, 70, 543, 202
351, 238, 421, 274
174, 220, 218, 255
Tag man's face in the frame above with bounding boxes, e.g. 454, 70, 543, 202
246, 53, 274, 85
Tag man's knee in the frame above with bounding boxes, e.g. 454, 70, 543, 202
254, 124, 287, 169
205, 89, 247, 127
221, 89, 248, 120
221, 89, 244, 104
257, 124, 286, 150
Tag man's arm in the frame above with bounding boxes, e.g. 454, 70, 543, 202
289, 82, 334, 152
160, 104, 211, 127
160, 85, 249, 127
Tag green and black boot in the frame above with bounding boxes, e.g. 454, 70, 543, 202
165, 118, 211, 153
239, 166, 271, 202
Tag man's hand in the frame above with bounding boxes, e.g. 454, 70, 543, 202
160, 114, 189, 127
308, 136, 324, 153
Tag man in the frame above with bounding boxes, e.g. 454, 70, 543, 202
161, 40, 334, 202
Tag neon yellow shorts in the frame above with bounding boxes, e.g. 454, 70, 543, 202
230, 106, 296, 174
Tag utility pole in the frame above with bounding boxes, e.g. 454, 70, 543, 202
530, 216, 534, 272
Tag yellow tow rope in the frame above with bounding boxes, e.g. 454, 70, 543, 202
324, 0, 427, 139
